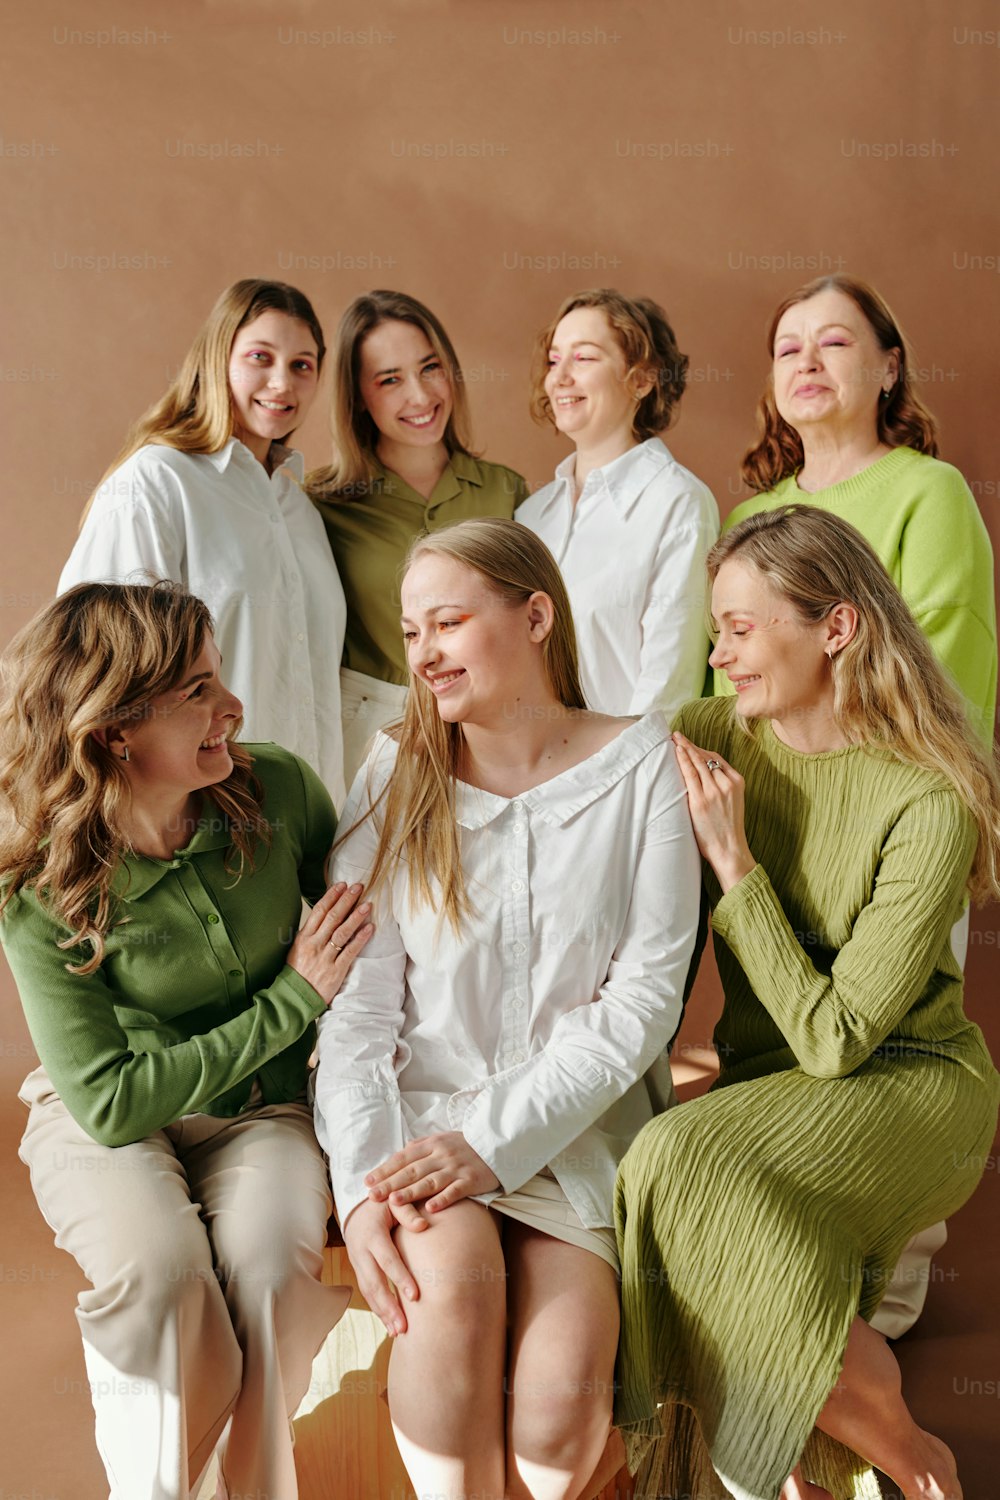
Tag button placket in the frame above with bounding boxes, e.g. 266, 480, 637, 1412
175, 864, 246, 1009
501, 802, 530, 1067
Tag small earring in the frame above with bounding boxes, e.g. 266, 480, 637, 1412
121, 746, 130, 762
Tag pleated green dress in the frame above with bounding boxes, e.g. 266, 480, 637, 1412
615, 697, 1000, 1500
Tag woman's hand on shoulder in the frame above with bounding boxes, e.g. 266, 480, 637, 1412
672, 732, 756, 894
341, 1198, 418, 1336
286, 881, 373, 1005
365, 1132, 500, 1215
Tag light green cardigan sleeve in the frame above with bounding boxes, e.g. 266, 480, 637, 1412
710, 789, 977, 1078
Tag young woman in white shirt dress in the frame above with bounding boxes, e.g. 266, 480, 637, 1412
312, 517, 701, 1500
58, 279, 349, 806
517, 289, 719, 721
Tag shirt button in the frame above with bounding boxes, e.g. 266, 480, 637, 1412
228, 969, 242, 979
511, 800, 522, 812
510, 879, 524, 893
512, 941, 525, 956
206, 913, 220, 925
383, 1091, 393, 1102
297, 632, 305, 643
512, 998, 524, 1011
512, 1051, 525, 1064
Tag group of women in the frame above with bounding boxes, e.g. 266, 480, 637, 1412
1, 272, 998, 1500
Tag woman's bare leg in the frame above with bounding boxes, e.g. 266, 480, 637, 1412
388, 1200, 507, 1500
812, 1316, 960, 1500
502, 1222, 620, 1500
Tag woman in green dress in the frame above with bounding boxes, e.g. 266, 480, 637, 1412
615, 505, 1000, 1500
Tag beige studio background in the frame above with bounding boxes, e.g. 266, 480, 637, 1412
2, 1, 999, 1495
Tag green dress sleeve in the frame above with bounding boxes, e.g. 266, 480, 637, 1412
710, 789, 976, 1078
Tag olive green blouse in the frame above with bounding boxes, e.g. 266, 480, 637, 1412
313, 452, 528, 685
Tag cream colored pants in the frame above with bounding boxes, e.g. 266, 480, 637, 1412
19, 1068, 350, 1500
868, 906, 970, 1339
339, 667, 408, 793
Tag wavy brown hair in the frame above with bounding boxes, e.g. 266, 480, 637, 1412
80, 279, 326, 525
529, 288, 689, 442
710, 506, 1000, 901
306, 290, 477, 499
741, 274, 939, 494
0, 582, 270, 974
348, 518, 586, 931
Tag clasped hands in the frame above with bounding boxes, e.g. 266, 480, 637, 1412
343, 1132, 499, 1337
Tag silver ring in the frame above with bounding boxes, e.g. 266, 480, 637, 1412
705, 759, 723, 773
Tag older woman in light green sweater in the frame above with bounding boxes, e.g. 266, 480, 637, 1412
616, 507, 1000, 1500
721, 274, 996, 743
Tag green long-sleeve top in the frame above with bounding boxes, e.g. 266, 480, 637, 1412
0, 744, 334, 1147
312, 452, 527, 686
716, 448, 997, 742
674, 697, 996, 1088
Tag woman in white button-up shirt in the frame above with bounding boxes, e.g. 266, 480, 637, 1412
313, 517, 701, 1500
59, 279, 348, 806
517, 289, 719, 722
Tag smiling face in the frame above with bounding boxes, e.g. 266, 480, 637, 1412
115, 635, 243, 799
771, 287, 899, 445
400, 552, 553, 727
358, 319, 454, 461
708, 558, 834, 724
544, 306, 649, 452
227, 310, 321, 463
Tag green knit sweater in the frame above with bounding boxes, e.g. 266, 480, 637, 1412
716, 448, 997, 741
675, 696, 995, 1088
0, 744, 332, 1146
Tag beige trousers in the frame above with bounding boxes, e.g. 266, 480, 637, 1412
868, 906, 970, 1339
19, 1068, 350, 1500
339, 667, 408, 794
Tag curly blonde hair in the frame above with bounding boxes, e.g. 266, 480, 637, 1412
0, 582, 270, 973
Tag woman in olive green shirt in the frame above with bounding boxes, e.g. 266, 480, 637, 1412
0, 582, 372, 1500
307, 290, 528, 787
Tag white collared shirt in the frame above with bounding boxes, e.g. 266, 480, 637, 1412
313, 713, 701, 1229
516, 437, 719, 719
58, 439, 347, 806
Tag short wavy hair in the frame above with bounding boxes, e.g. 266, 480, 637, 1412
529, 288, 689, 441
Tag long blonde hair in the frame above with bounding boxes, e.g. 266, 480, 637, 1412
305, 290, 477, 499
355, 518, 586, 929
0, 582, 270, 974
710, 506, 1000, 900
80, 279, 326, 525
741, 274, 939, 494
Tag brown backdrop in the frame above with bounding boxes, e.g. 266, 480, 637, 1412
2, 2, 998, 1496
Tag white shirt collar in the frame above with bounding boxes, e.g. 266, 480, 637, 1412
204, 438, 304, 480
453, 713, 668, 831
538, 438, 673, 521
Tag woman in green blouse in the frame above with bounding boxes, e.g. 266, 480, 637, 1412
616, 507, 1000, 1500
0, 582, 372, 1500
306, 290, 529, 787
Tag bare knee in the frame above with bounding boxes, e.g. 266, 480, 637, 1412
507, 1376, 613, 1480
